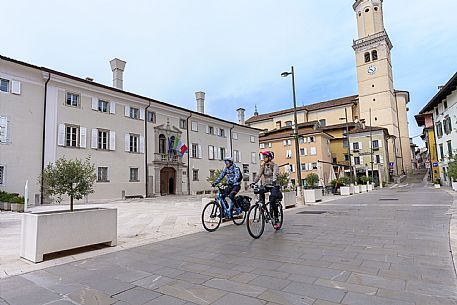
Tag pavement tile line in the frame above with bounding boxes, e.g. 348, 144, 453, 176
445, 189, 457, 279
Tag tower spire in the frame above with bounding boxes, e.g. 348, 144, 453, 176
254, 105, 259, 116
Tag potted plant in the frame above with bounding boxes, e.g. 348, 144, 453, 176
304, 173, 322, 204
10, 196, 25, 212
359, 176, 370, 192
339, 176, 352, 196
0, 191, 14, 211
449, 158, 457, 191
21, 157, 117, 263
277, 173, 296, 208
434, 178, 441, 189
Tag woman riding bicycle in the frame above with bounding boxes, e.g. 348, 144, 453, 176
251, 151, 282, 229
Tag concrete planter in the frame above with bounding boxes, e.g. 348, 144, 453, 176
11, 203, 24, 212
452, 182, 457, 192
353, 185, 361, 194
434, 184, 441, 189
367, 184, 374, 191
360, 185, 368, 193
1, 202, 11, 211
282, 191, 296, 209
340, 186, 351, 196
20, 208, 117, 263
304, 189, 323, 204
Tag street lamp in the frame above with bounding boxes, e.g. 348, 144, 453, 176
339, 108, 353, 183
281, 66, 304, 206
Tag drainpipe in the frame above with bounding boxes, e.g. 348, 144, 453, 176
145, 101, 151, 197
394, 92, 405, 175
230, 125, 235, 157
186, 113, 192, 195
40, 72, 51, 205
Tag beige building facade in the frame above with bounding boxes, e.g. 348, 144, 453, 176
246, 0, 412, 178
0, 55, 260, 202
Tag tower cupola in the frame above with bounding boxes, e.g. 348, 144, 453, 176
353, 0, 385, 38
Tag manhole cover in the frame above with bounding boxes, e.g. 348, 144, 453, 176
297, 211, 327, 215
379, 198, 399, 201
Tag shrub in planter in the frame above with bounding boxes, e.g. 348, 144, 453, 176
449, 159, 457, 191
10, 196, 25, 212
305, 173, 319, 189
338, 176, 351, 186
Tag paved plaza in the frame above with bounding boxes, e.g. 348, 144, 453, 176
2, 182, 457, 304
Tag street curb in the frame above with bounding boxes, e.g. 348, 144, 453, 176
445, 189, 457, 278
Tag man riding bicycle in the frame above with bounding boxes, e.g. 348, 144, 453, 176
251, 151, 283, 229
212, 157, 242, 217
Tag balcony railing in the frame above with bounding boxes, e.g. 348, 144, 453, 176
154, 153, 180, 163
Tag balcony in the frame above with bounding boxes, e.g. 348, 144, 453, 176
154, 153, 180, 163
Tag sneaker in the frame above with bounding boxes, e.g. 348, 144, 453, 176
273, 223, 281, 230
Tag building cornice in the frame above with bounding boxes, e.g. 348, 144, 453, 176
352, 30, 392, 51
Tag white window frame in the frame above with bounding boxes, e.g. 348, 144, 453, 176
98, 129, 109, 150
129, 107, 139, 120
180, 119, 187, 129
192, 169, 199, 181
191, 121, 198, 132
251, 152, 257, 164
250, 135, 256, 143
232, 132, 238, 140
65, 125, 79, 147
129, 167, 140, 182
97, 166, 109, 182
98, 100, 109, 113
310, 147, 317, 156
129, 134, 139, 153
66, 92, 79, 107
208, 145, 215, 160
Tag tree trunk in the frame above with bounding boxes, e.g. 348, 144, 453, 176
70, 195, 73, 212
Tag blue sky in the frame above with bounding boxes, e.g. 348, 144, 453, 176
3, 1, 456, 146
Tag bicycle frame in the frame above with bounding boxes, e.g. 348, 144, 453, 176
215, 187, 235, 219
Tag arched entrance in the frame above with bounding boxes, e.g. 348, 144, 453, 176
160, 167, 176, 195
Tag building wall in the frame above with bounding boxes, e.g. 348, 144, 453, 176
349, 130, 389, 184
0, 58, 260, 201
433, 89, 457, 185
0, 60, 45, 202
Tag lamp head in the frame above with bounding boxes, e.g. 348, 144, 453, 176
281, 72, 292, 77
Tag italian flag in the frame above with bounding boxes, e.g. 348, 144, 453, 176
173, 137, 188, 156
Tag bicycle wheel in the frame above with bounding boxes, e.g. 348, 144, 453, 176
247, 204, 265, 239
202, 201, 222, 232
231, 206, 246, 226
272, 201, 284, 230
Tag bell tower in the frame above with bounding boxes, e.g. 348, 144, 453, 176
353, 0, 411, 176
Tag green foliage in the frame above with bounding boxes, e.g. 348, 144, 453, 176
276, 172, 290, 188
305, 173, 319, 188
449, 159, 457, 182
0, 191, 23, 203
338, 176, 351, 186
360, 176, 372, 184
207, 169, 227, 185
41, 157, 96, 211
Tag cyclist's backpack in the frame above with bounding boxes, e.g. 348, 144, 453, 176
237, 196, 252, 212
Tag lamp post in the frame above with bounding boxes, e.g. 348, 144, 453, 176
369, 108, 374, 183
339, 108, 353, 183
281, 66, 304, 206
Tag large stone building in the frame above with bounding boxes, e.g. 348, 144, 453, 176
247, 0, 412, 184
417, 72, 457, 185
415, 112, 440, 182
0, 56, 260, 203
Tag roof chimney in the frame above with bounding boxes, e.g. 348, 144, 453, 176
110, 58, 126, 90
254, 105, 259, 116
237, 108, 246, 125
195, 91, 205, 114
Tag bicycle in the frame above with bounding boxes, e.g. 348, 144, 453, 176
201, 185, 247, 232
246, 185, 284, 239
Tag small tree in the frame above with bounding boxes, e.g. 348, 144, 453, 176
276, 172, 290, 189
207, 169, 227, 185
449, 157, 457, 182
41, 157, 96, 211
305, 173, 319, 189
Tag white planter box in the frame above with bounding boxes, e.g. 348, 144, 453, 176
452, 182, 457, 191
340, 186, 351, 196
360, 185, 368, 193
434, 184, 441, 189
353, 186, 361, 194
282, 191, 297, 209
20, 208, 117, 263
304, 189, 323, 204
367, 184, 374, 191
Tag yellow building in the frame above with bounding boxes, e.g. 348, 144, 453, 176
415, 112, 440, 181
247, 0, 412, 178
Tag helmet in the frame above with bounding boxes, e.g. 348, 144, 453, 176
223, 157, 234, 164
260, 151, 274, 160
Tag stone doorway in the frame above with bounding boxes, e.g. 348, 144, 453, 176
160, 167, 176, 195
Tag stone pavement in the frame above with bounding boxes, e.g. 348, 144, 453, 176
2, 181, 457, 304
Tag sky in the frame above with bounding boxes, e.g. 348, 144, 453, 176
2, 1, 456, 146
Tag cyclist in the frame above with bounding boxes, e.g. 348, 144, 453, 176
212, 157, 242, 217
251, 151, 282, 229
